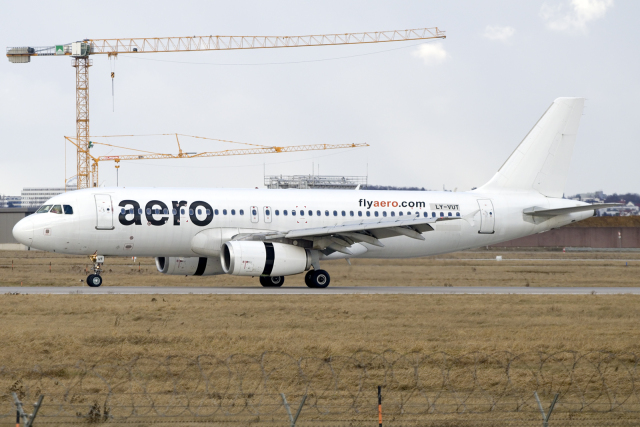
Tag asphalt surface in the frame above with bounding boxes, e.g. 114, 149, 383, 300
1, 286, 639, 295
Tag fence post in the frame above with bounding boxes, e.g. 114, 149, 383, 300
12, 393, 44, 427
281, 393, 307, 427
534, 391, 559, 427
378, 386, 382, 427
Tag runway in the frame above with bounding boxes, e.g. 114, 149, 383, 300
2, 286, 640, 295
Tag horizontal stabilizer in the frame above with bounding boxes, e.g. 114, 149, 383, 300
523, 204, 620, 217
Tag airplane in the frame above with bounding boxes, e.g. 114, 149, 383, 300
12, 98, 617, 288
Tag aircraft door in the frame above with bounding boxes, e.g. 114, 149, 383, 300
250, 206, 259, 223
95, 194, 114, 230
477, 199, 495, 234
263, 206, 272, 223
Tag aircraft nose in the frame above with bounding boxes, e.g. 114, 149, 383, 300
13, 217, 34, 247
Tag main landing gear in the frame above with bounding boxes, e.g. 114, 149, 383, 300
260, 275, 284, 287
86, 254, 104, 287
305, 269, 331, 288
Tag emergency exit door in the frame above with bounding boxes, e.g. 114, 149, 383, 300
95, 194, 114, 230
477, 199, 495, 234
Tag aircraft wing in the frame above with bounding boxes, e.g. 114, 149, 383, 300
523, 204, 620, 217
234, 211, 478, 255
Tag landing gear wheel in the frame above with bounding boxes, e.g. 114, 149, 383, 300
260, 276, 284, 287
306, 270, 330, 288
87, 274, 103, 287
304, 270, 314, 287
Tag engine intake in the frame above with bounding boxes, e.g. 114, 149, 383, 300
155, 256, 223, 276
221, 241, 310, 276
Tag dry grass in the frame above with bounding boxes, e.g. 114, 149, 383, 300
0, 250, 638, 287
0, 293, 638, 366
1, 250, 640, 425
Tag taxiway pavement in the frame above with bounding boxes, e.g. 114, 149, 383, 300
1, 286, 639, 295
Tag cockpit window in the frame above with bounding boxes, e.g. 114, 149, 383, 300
50, 205, 63, 214
63, 205, 74, 215
36, 205, 52, 213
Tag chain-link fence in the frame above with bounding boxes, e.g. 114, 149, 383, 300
2, 351, 640, 425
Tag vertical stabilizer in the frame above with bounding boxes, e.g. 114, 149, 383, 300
480, 97, 584, 197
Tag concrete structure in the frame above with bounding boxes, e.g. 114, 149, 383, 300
0, 208, 36, 250
264, 175, 367, 190
20, 187, 75, 208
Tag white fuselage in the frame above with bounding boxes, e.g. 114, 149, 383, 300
13, 187, 592, 259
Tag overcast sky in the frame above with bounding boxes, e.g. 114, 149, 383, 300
1, 0, 637, 196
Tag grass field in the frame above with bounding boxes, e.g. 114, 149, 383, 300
0, 293, 638, 366
0, 249, 638, 288
1, 249, 639, 425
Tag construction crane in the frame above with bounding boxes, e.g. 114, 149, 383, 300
7, 28, 446, 189
65, 134, 369, 187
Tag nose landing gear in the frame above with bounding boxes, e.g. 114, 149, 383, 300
86, 254, 104, 287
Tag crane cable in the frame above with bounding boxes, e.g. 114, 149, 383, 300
109, 55, 116, 112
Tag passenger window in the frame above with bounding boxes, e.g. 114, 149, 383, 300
366, 211, 371, 217
398, 211, 403, 216
383, 211, 387, 217
440, 212, 444, 217
128, 208, 134, 214
197, 209, 202, 215
164, 209, 169, 215
50, 205, 63, 214
63, 205, 74, 214
308, 210, 313, 216
358, 211, 362, 217
424, 212, 428, 217
172, 209, 177, 215
391, 212, 395, 217
275, 210, 279, 216
206, 209, 211, 215
189, 209, 194, 215
333, 210, 338, 216
284, 210, 288, 216
240, 209, 244, 215
120, 208, 126, 215
341, 211, 346, 217
181, 208, 185, 215
292, 210, 296, 216
448, 212, 452, 217
375, 211, 379, 217
252, 209, 257, 215
231, 209, 236, 215
146, 208, 151, 215
456, 212, 461, 217
325, 210, 329, 216
223, 209, 228, 215
36, 205, 52, 213
317, 210, 321, 216
408, 212, 412, 216
432, 212, 436, 217
138, 208, 143, 215
300, 210, 304, 216
266, 209, 270, 216
215, 209, 219, 215
350, 211, 354, 216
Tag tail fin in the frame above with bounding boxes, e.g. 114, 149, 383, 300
480, 97, 584, 197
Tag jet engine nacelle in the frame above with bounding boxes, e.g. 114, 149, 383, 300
155, 256, 224, 276
221, 241, 311, 276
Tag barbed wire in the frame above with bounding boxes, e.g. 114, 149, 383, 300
1, 351, 639, 424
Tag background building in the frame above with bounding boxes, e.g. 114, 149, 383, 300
20, 187, 75, 208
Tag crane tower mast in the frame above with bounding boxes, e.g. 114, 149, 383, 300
7, 28, 446, 189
